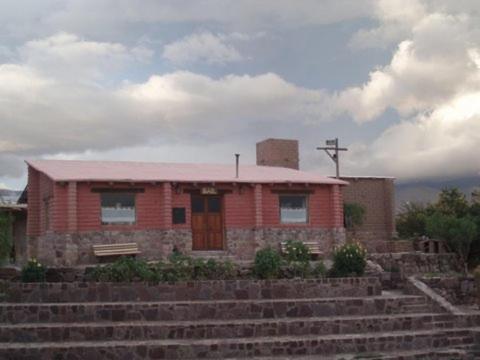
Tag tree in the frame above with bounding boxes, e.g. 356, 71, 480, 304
343, 203, 366, 232
0, 211, 13, 265
396, 202, 433, 238
436, 188, 469, 217
426, 212, 477, 273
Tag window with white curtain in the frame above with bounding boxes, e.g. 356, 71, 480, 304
279, 195, 308, 223
101, 193, 136, 224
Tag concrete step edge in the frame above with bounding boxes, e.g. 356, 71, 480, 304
1, 327, 478, 349
0, 312, 449, 329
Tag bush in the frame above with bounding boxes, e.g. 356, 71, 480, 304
0, 212, 13, 265
396, 202, 435, 238
426, 212, 477, 273
21, 258, 47, 282
329, 242, 367, 278
193, 258, 236, 280
91, 256, 156, 282
312, 261, 327, 278
254, 247, 282, 279
281, 261, 311, 279
90, 254, 238, 283
344, 203, 366, 231
282, 240, 311, 263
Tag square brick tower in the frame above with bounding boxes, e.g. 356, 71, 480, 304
256, 138, 299, 170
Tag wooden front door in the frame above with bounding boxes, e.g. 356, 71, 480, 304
191, 195, 224, 250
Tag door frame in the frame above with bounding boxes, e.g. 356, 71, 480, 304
190, 194, 226, 251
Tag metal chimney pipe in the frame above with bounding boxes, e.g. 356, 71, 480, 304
235, 153, 240, 178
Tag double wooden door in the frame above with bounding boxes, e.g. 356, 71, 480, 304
191, 195, 224, 250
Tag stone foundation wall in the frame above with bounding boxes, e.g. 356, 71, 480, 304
420, 276, 476, 306
34, 230, 192, 267
32, 227, 345, 266
369, 252, 462, 277
1, 277, 381, 303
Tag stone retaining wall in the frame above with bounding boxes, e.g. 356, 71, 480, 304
34, 227, 345, 266
420, 276, 476, 306
369, 252, 461, 276
1, 277, 380, 303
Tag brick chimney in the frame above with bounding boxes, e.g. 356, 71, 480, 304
256, 138, 299, 170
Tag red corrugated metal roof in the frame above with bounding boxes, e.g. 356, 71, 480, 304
26, 159, 347, 185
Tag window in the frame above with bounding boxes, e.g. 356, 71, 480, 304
191, 196, 204, 213
207, 197, 221, 213
279, 195, 308, 223
101, 193, 136, 224
172, 207, 186, 224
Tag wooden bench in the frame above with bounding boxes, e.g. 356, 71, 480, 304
280, 241, 324, 258
93, 243, 141, 257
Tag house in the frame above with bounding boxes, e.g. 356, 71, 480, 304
24, 139, 347, 266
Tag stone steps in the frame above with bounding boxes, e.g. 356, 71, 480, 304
0, 328, 477, 359
0, 295, 429, 324
0, 313, 455, 343
238, 345, 479, 359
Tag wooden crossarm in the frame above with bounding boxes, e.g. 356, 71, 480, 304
280, 241, 323, 256
93, 243, 140, 257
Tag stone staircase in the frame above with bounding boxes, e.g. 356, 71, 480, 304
0, 279, 479, 359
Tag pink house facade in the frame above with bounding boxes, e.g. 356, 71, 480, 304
25, 142, 347, 266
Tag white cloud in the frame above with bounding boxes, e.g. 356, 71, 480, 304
0, 33, 332, 178
163, 32, 246, 65
349, 0, 427, 49
340, 92, 480, 181
2, 0, 480, 185
337, 12, 480, 122
39, 0, 373, 34
19, 32, 152, 80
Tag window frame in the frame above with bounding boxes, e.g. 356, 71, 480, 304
278, 194, 309, 224
172, 207, 186, 225
100, 192, 137, 225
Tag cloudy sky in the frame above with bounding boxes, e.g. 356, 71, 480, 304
1, 0, 480, 189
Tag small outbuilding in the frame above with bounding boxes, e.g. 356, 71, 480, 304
25, 155, 347, 266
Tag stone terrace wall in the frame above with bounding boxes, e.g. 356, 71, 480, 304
369, 253, 461, 277
421, 276, 476, 306
1, 278, 381, 303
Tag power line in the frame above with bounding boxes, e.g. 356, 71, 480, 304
316, 138, 348, 179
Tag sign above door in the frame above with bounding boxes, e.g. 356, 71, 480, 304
201, 187, 218, 195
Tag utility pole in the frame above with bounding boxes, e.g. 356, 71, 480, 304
316, 138, 348, 178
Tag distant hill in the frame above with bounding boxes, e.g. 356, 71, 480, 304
0, 189, 22, 204
395, 176, 480, 212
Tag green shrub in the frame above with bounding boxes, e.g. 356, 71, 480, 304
21, 258, 47, 282
426, 212, 477, 273
193, 258, 236, 280
167, 252, 195, 282
281, 261, 311, 279
283, 240, 311, 263
312, 261, 327, 278
329, 242, 367, 278
0, 212, 13, 265
254, 247, 282, 279
344, 203, 366, 231
396, 202, 432, 238
91, 256, 156, 282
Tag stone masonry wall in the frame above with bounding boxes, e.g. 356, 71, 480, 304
1, 277, 381, 303
420, 276, 476, 306
369, 253, 462, 277
35, 230, 192, 267
35, 227, 345, 266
